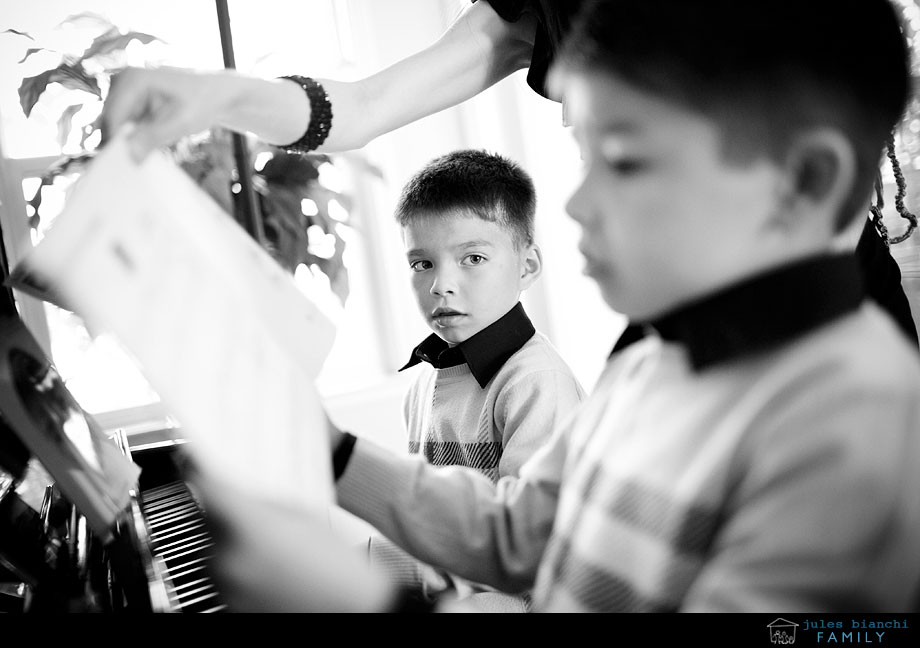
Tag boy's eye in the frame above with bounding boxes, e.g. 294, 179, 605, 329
409, 260, 432, 272
464, 254, 486, 265
607, 158, 648, 176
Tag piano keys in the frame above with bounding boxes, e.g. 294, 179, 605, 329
0, 312, 226, 613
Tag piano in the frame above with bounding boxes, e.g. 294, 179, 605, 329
0, 310, 226, 613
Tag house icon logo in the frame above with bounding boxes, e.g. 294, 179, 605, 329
768, 618, 799, 644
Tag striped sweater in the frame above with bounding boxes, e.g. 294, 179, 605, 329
369, 324, 585, 611
403, 330, 585, 483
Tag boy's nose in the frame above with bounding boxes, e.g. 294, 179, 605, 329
565, 181, 590, 226
429, 272, 457, 296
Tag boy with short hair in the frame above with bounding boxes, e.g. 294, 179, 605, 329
396, 148, 583, 481
367, 148, 585, 610
327, 0, 920, 612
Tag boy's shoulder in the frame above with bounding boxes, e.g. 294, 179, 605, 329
733, 300, 920, 404
493, 329, 583, 388
822, 302, 920, 388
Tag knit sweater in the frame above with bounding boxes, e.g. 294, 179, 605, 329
370, 320, 585, 611
403, 330, 585, 482
532, 303, 920, 611
338, 254, 920, 612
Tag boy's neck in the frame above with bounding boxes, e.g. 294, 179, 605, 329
635, 253, 863, 370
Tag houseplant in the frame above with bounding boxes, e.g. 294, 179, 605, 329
6, 12, 353, 304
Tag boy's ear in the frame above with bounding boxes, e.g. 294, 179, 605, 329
773, 128, 856, 231
520, 244, 543, 289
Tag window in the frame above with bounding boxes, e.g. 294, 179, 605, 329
0, 0, 627, 443
0, 1, 405, 432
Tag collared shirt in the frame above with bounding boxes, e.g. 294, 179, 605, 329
611, 253, 865, 369
400, 302, 536, 388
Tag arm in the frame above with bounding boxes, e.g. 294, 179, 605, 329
335, 417, 570, 593
103, 1, 536, 162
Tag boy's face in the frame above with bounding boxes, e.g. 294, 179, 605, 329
402, 212, 540, 345
562, 71, 785, 321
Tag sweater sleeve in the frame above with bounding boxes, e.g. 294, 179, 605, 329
335, 419, 571, 592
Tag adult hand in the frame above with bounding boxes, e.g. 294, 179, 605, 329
102, 67, 223, 161
102, 66, 304, 163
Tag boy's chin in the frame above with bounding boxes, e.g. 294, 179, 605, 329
434, 331, 468, 347
432, 323, 482, 347
599, 288, 662, 322
597, 285, 627, 316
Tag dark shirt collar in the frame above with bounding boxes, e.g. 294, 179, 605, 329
400, 302, 536, 388
610, 253, 865, 370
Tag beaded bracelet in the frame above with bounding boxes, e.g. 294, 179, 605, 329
279, 75, 333, 153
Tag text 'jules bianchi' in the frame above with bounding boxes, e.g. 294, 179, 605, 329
804, 619, 910, 644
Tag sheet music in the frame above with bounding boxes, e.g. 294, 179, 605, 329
9, 132, 337, 511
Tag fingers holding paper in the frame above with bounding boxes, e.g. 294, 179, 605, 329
103, 67, 213, 162
101, 67, 308, 163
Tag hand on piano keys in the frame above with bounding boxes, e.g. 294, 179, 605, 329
191, 473, 397, 613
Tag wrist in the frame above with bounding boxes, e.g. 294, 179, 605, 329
277, 75, 333, 153
217, 73, 308, 145
332, 431, 357, 481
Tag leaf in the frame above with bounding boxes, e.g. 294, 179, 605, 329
175, 129, 237, 216
259, 152, 320, 187
26, 153, 94, 231
264, 213, 311, 274
56, 104, 83, 149
57, 12, 115, 31
2, 28, 35, 40
19, 72, 52, 118
260, 184, 312, 268
251, 150, 352, 298
19, 63, 101, 117
17, 47, 49, 64
79, 29, 162, 61
43, 152, 94, 178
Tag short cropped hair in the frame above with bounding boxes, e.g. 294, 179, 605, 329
553, 0, 912, 231
395, 149, 537, 248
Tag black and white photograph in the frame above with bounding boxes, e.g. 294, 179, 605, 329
0, 0, 919, 630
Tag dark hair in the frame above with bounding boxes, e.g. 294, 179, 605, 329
395, 149, 537, 247
553, 0, 912, 230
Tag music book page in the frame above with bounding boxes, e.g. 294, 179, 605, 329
9, 131, 337, 512
0, 314, 141, 542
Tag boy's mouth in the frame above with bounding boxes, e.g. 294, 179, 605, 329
579, 245, 604, 277
431, 308, 465, 327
